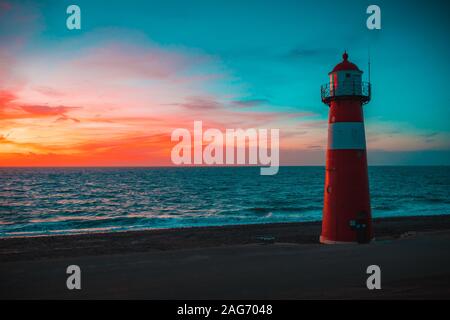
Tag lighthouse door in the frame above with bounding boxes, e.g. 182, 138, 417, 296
349, 211, 370, 244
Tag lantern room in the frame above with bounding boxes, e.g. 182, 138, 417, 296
321, 51, 371, 105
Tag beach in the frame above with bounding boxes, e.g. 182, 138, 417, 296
1, 215, 450, 299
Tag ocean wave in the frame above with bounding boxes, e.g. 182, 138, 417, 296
248, 206, 321, 214
0, 166, 449, 237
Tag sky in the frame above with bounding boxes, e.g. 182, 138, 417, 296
0, 0, 449, 166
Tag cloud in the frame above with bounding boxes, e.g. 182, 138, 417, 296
365, 121, 450, 151
0, 0, 42, 42
33, 86, 66, 97
0, 89, 81, 121
232, 99, 270, 108
170, 96, 223, 111
67, 43, 203, 81
55, 115, 80, 123
0, 90, 16, 105
20, 105, 79, 116
0, 1, 12, 12
0, 133, 61, 154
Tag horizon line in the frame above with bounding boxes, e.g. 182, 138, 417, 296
1, 165, 449, 168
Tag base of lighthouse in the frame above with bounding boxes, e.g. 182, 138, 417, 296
319, 236, 373, 245
320, 149, 374, 244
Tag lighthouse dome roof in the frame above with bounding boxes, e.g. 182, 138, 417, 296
331, 52, 361, 73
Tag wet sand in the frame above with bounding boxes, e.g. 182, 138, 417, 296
1, 215, 450, 299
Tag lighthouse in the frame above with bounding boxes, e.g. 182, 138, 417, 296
320, 51, 373, 244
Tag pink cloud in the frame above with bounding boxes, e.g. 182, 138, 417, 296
20, 105, 79, 116
67, 43, 208, 81
0, 90, 16, 105
0, 1, 12, 14
32, 86, 66, 97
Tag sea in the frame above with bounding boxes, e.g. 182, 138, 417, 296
0, 166, 449, 237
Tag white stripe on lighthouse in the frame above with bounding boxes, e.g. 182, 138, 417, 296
328, 122, 366, 150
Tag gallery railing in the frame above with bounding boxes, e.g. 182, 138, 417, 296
321, 81, 371, 105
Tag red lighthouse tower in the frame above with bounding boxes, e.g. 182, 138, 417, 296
320, 52, 373, 244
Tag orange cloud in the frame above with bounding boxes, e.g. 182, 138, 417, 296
19, 105, 79, 117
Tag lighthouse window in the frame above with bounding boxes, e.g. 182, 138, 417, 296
346, 73, 351, 78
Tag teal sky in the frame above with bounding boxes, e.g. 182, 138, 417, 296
38, 0, 450, 127
1, 0, 449, 165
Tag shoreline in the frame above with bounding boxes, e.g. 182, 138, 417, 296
3, 212, 449, 240
1, 214, 450, 262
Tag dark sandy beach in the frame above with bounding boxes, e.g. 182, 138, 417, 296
1, 215, 450, 299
